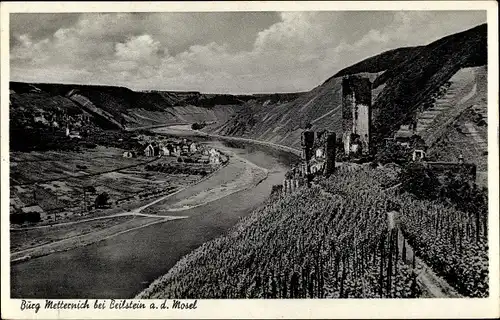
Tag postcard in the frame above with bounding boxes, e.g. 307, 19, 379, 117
1, 1, 498, 319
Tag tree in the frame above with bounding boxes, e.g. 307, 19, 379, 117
10, 213, 25, 224
440, 170, 487, 214
400, 162, 440, 200
95, 192, 110, 208
25, 212, 41, 223
376, 141, 411, 165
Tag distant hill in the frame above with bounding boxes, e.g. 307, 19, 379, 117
10, 24, 487, 170
9, 82, 302, 130
211, 24, 487, 154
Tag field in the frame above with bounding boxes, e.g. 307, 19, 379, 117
10, 140, 225, 265
138, 166, 488, 299
10, 145, 215, 224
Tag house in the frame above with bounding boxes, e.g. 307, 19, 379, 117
144, 144, 155, 157
210, 155, 221, 164
189, 142, 198, 153
198, 155, 210, 164
209, 148, 221, 164
160, 145, 170, 156
412, 149, 426, 161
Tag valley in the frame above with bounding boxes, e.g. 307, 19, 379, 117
8, 22, 491, 300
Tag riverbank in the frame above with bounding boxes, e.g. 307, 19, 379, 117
10, 148, 229, 264
11, 132, 294, 298
146, 146, 268, 214
10, 140, 269, 265
152, 125, 302, 157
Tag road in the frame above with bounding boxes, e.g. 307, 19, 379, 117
10, 138, 272, 265
10, 187, 191, 261
386, 210, 462, 298
11, 138, 291, 298
10, 188, 190, 231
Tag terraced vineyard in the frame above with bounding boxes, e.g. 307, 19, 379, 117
138, 166, 488, 299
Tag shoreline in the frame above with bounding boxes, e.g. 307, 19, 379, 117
135, 129, 296, 299
11, 216, 186, 265
10, 141, 268, 265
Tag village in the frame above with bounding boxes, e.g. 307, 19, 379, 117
9, 127, 228, 227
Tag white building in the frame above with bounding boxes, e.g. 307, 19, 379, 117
34, 114, 49, 125
412, 149, 426, 161
144, 144, 155, 157
189, 142, 198, 153
160, 145, 170, 156
209, 148, 221, 164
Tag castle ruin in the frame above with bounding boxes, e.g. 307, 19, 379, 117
342, 76, 372, 156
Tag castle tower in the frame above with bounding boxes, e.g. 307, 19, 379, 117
342, 76, 372, 155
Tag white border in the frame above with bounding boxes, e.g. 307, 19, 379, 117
1, 1, 499, 319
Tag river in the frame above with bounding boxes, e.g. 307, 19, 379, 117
10, 140, 296, 298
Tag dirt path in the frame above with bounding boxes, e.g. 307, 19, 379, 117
321, 183, 461, 298
387, 211, 462, 298
11, 142, 269, 263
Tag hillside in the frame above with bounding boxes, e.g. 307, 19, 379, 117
10, 24, 487, 166
138, 167, 487, 298
9, 82, 302, 131
211, 24, 487, 153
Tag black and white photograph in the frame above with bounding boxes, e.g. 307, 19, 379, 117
1, 1, 499, 319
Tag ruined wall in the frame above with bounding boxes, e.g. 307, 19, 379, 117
341, 76, 372, 155
282, 179, 301, 194
301, 130, 315, 175
324, 133, 336, 176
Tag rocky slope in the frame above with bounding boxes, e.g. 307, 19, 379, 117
10, 24, 487, 165
212, 24, 487, 151
9, 82, 302, 130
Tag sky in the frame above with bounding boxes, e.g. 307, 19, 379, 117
10, 11, 486, 94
